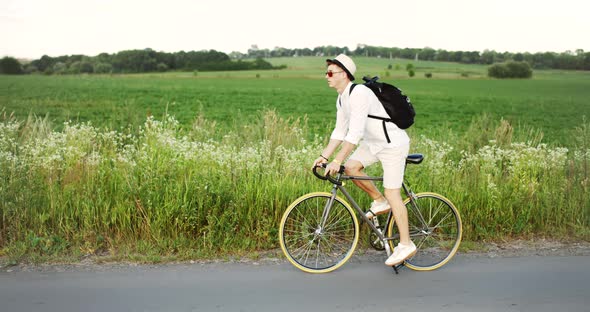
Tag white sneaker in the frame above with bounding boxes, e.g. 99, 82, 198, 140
365, 200, 390, 219
385, 242, 417, 266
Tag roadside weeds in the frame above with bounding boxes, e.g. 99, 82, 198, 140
1, 239, 589, 273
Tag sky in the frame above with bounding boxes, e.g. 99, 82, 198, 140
1, 0, 589, 60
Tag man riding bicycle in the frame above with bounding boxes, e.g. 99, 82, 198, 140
312, 54, 416, 266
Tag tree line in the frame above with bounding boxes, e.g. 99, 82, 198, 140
1, 45, 589, 75
243, 44, 590, 71
0, 49, 283, 75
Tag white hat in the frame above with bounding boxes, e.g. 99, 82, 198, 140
326, 54, 356, 81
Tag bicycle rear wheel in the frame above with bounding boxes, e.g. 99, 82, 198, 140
387, 192, 462, 271
279, 192, 359, 273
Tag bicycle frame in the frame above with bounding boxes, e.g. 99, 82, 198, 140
317, 166, 431, 257
329, 175, 389, 237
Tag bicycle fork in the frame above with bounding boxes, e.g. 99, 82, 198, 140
316, 187, 338, 235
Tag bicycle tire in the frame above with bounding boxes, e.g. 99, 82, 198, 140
386, 192, 462, 271
279, 192, 359, 273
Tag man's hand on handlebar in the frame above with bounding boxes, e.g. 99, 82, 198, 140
311, 158, 343, 176
311, 161, 344, 185
325, 161, 341, 176
311, 156, 327, 170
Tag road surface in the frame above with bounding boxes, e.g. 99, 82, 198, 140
1, 254, 589, 311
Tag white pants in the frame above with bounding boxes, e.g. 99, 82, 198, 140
349, 142, 410, 189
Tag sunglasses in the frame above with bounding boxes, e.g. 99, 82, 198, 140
325, 70, 344, 77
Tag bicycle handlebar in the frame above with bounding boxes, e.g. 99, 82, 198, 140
312, 153, 424, 186
313, 163, 345, 185
312, 164, 328, 180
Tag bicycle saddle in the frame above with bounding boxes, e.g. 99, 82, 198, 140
406, 154, 424, 164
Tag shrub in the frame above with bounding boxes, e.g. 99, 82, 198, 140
156, 63, 168, 72
79, 61, 94, 74
52, 62, 67, 75
408, 69, 415, 77
23, 64, 39, 74
68, 61, 81, 74
488, 61, 532, 78
0, 57, 24, 74
506, 61, 532, 78
425, 72, 432, 78
406, 63, 414, 71
94, 63, 113, 74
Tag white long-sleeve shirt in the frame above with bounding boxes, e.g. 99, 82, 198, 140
330, 82, 410, 149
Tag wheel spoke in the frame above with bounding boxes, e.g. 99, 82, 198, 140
387, 193, 461, 270
280, 194, 358, 272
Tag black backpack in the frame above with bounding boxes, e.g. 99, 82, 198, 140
350, 76, 415, 141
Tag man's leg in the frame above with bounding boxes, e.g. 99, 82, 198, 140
344, 159, 384, 201
383, 188, 410, 245
383, 187, 416, 266
347, 146, 390, 218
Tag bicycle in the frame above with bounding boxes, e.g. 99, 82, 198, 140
279, 154, 462, 274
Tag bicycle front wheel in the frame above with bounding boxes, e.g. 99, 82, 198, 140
279, 192, 359, 273
387, 192, 462, 271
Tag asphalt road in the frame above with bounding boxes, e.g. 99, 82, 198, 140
1, 254, 589, 312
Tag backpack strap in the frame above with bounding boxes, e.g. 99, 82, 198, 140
339, 84, 356, 107
367, 114, 391, 122
353, 83, 392, 144
367, 115, 392, 144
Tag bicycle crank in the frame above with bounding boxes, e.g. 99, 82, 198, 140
368, 231, 385, 250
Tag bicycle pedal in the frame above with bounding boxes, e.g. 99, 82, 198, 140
392, 263, 404, 274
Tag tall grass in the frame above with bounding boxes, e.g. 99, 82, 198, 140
0, 110, 324, 261
406, 115, 589, 240
0, 111, 588, 262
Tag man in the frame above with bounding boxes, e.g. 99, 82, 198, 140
312, 54, 415, 266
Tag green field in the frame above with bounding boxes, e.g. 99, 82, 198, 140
1, 57, 589, 263
2, 56, 589, 144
